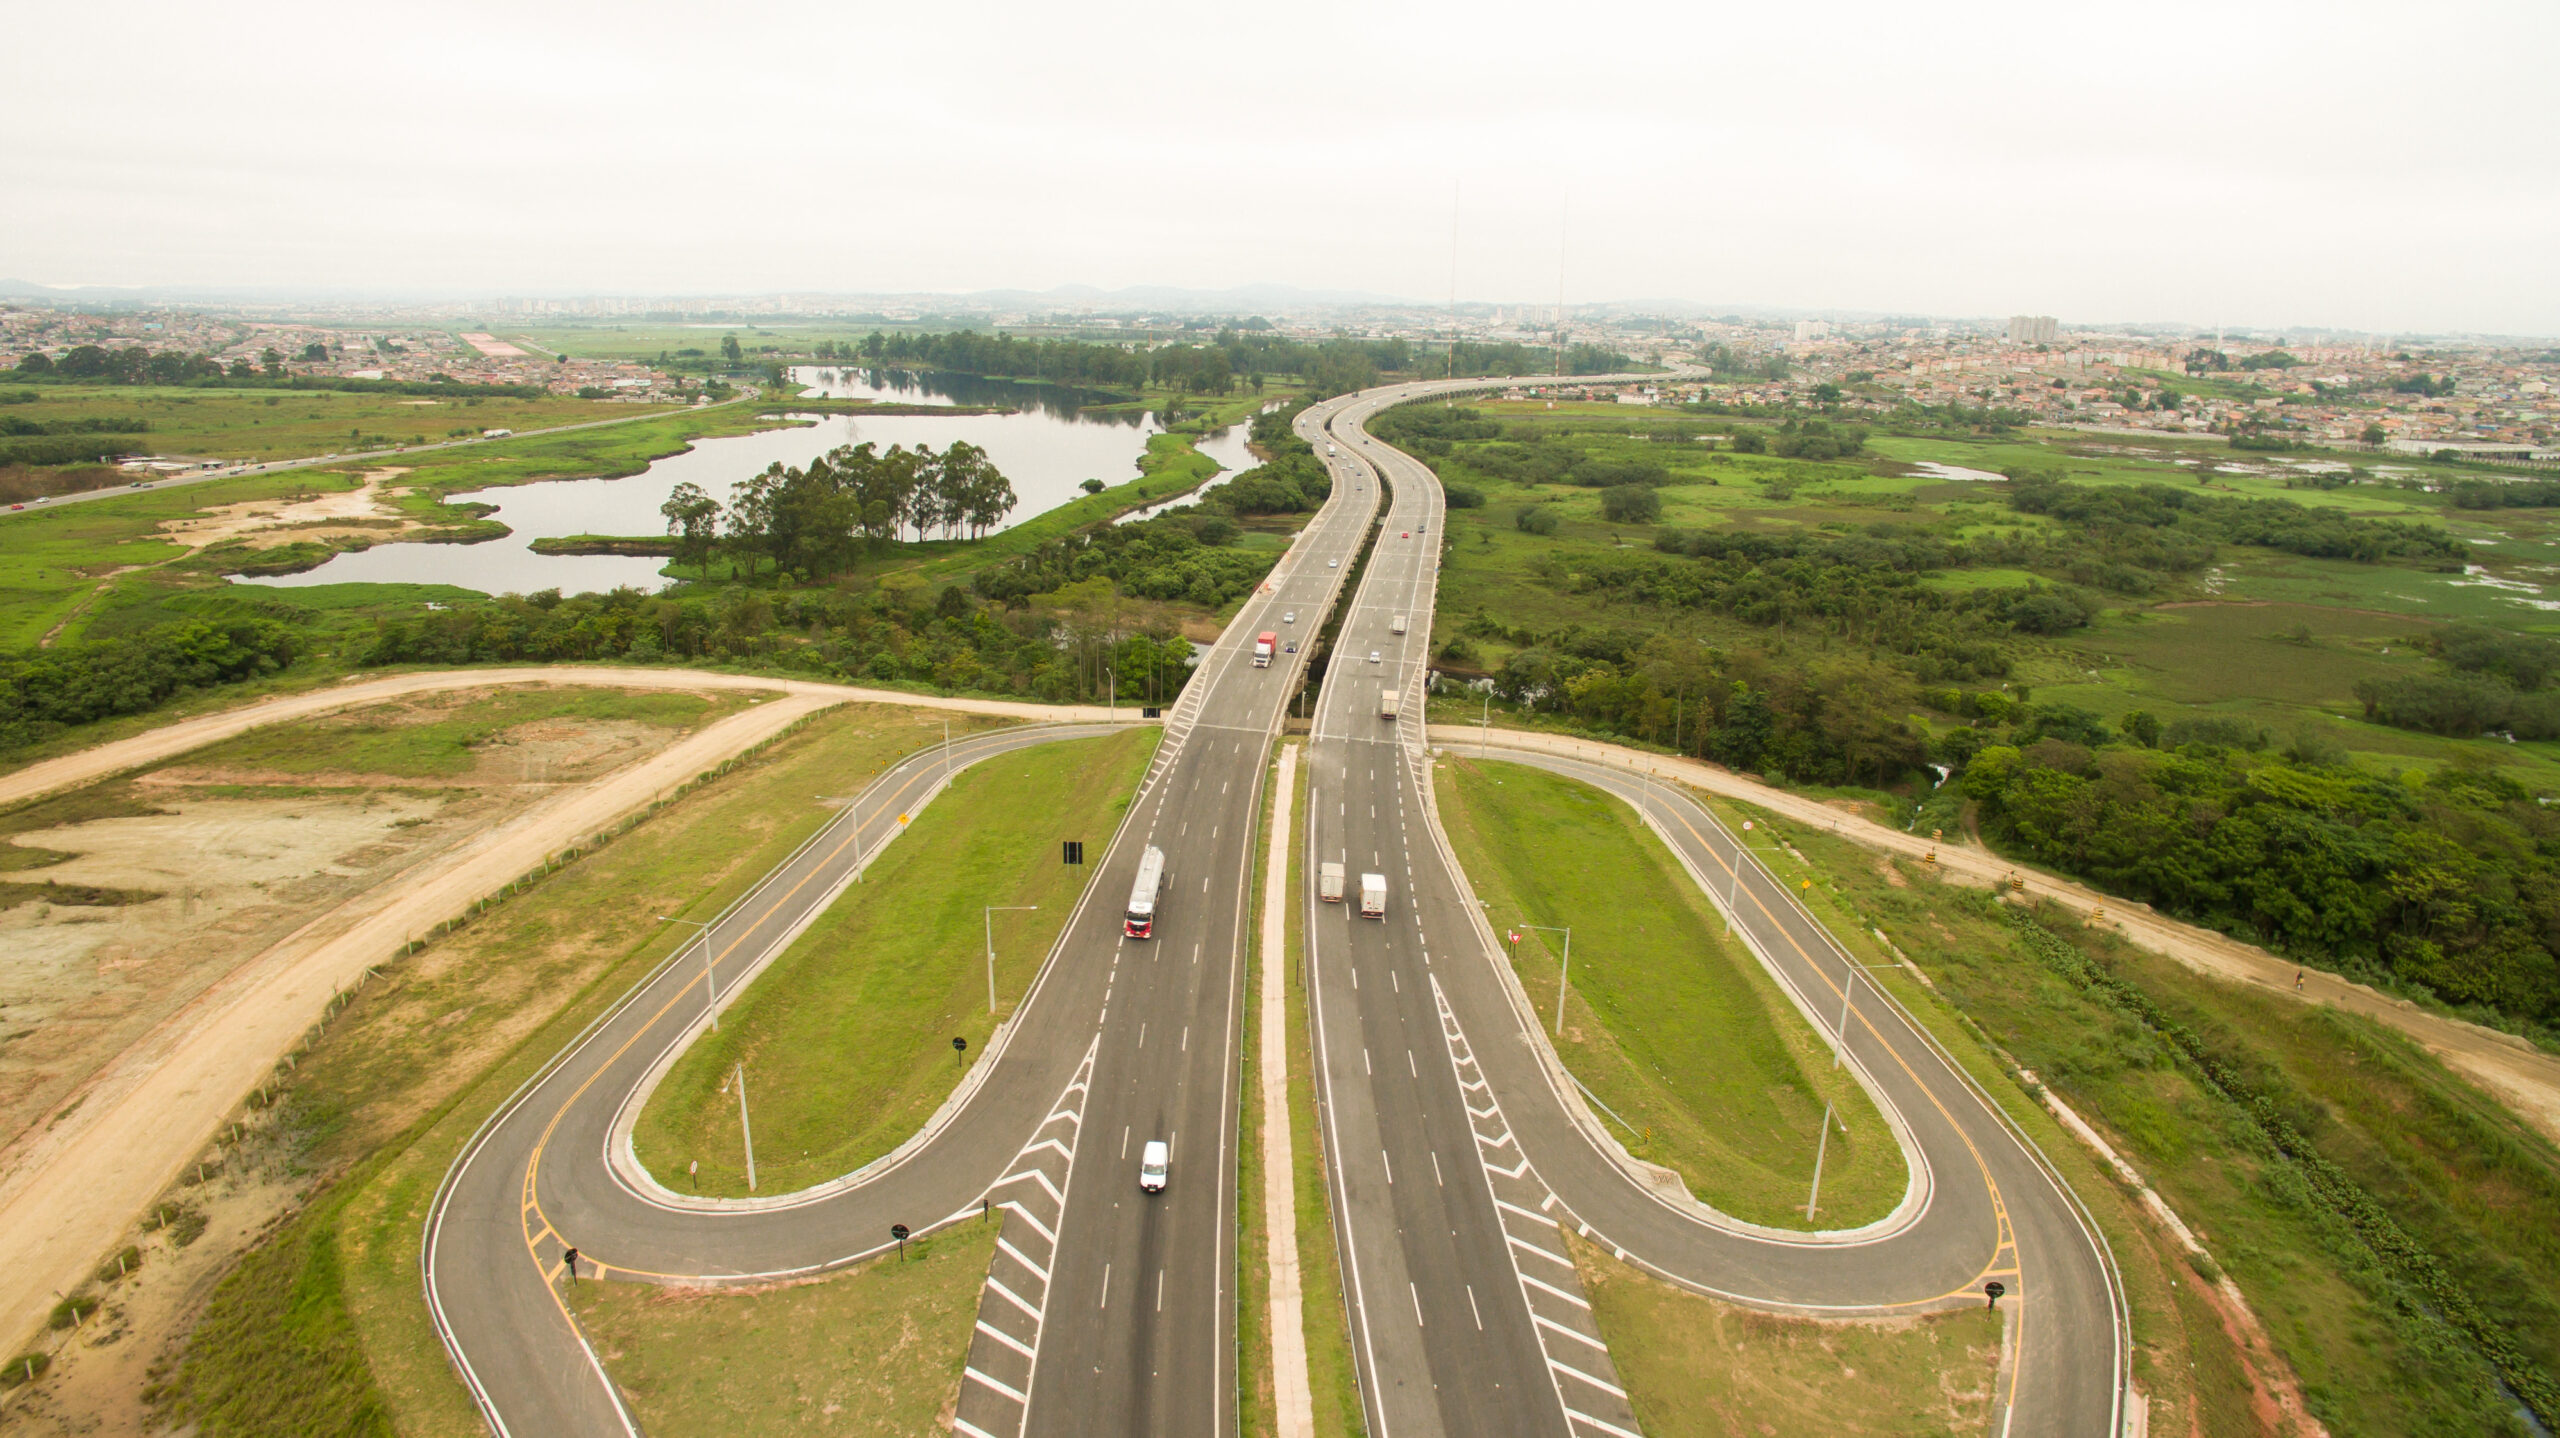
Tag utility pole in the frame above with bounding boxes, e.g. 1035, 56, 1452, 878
659, 916, 717, 1031
984, 905, 1038, 1013
1554, 192, 1570, 378
1520, 923, 1573, 1036
735, 1063, 757, 1191
1805, 1100, 1835, 1220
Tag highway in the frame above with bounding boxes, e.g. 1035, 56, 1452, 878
421, 370, 2128, 1436
420, 397, 1391, 1437
1303, 377, 2130, 1435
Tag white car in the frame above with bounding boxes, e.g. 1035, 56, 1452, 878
1368, 650, 1381, 664
1139, 1139, 1169, 1193
1283, 611, 1296, 624
1328, 559, 1339, 568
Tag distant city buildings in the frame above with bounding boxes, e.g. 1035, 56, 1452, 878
2008, 315, 2059, 345
1793, 320, 1832, 341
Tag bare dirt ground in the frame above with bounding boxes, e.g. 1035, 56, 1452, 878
1433, 725, 2560, 1152
0, 705, 678, 1162
0, 666, 1131, 812
153, 466, 418, 553
0, 671, 1140, 1365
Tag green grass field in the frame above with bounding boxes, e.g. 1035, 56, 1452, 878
157, 704, 990, 1436
1740, 797, 2560, 1436
1434, 756, 1903, 1230
631, 727, 1156, 1197
1572, 1230, 2003, 1436
172, 685, 739, 779
0, 384, 654, 464
570, 1222, 994, 1435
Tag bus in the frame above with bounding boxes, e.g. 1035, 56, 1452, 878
1126, 845, 1166, 938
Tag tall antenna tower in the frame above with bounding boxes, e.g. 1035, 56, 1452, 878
1553, 193, 1570, 378
1448, 179, 1461, 399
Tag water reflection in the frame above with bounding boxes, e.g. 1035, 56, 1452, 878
236, 398, 1191, 596
792, 366, 1135, 423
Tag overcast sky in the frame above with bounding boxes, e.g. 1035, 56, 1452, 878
5, 0, 2553, 335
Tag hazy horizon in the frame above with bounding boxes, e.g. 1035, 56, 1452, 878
4, 0, 2553, 336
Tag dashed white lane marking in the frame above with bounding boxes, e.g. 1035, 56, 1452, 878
952, 1038, 1097, 1438
1423, 975, 1640, 1435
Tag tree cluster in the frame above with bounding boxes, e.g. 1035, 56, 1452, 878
1961, 719, 2560, 1028
8, 346, 545, 400
0, 619, 302, 754
658, 440, 1019, 580
357, 581, 1196, 706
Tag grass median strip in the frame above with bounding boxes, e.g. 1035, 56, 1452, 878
632, 726, 1157, 1197
1433, 755, 1902, 1231
569, 1219, 995, 1435
1568, 1229, 2001, 1436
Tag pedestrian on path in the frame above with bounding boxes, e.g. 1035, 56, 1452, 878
561, 1245, 579, 1283
2293, 969, 2304, 992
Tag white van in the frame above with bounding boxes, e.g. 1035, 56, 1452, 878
1140, 1140, 1170, 1193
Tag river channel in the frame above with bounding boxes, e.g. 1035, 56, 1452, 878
236, 368, 1259, 596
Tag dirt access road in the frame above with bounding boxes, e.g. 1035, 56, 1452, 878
0, 668, 1139, 1355
1434, 724, 2560, 1151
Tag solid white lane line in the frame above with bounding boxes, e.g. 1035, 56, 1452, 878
1431, 1151, 1443, 1186
1468, 1285, 1483, 1330
967, 1368, 1028, 1403
1536, 1312, 1612, 1351
989, 1278, 1042, 1320
1099, 1263, 1111, 1309
1410, 1283, 1425, 1327
977, 1319, 1036, 1360
1518, 1272, 1591, 1309
1003, 1203, 1057, 1245
1157, 1268, 1165, 1312
1382, 1150, 1394, 1184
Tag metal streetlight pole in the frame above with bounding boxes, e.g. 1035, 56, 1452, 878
984, 905, 1039, 1014
1106, 667, 1116, 718
1519, 923, 1572, 1037
658, 916, 718, 1031
1805, 1100, 1836, 1220
734, 1062, 757, 1191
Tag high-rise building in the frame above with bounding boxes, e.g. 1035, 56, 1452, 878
2008, 314, 2059, 345
1793, 319, 1831, 341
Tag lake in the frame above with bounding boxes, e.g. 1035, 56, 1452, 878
236, 371, 1261, 596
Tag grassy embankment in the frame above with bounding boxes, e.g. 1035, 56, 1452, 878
1568, 1230, 2004, 1436
151, 705, 1012, 1436
568, 1222, 996, 1434
1238, 743, 1366, 1438
1434, 755, 1902, 1228
1715, 792, 2560, 1436
631, 726, 1156, 1196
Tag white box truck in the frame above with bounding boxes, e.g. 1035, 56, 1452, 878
1359, 873, 1387, 918
1125, 845, 1165, 938
1391, 615, 1407, 635
1318, 862, 1346, 903
1380, 689, 1400, 720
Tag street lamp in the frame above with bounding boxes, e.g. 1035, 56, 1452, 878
1723, 820, 1786, 935
658, 916, 718, 1032
984, 906, 1039, 1014
1515, 923, 1573, 1037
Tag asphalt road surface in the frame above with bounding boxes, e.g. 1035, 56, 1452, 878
424, 372, 2127, 1436
1302, 376, 2130, 1436
421, 397, 1391, 1437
